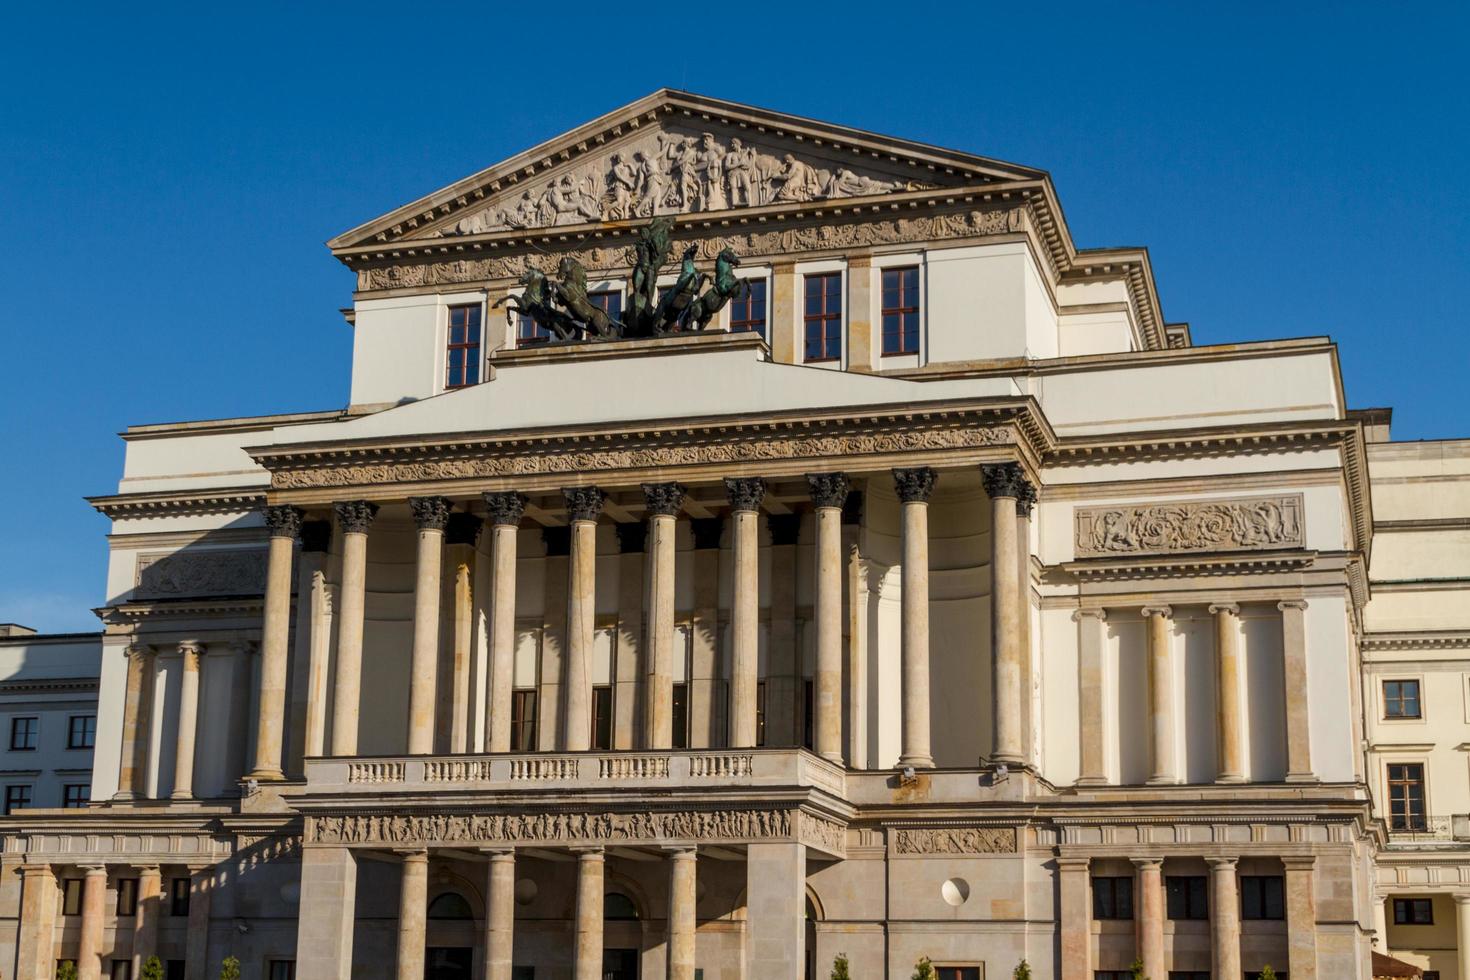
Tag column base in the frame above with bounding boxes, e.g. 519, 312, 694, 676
1284, 772, 1319, 784
246, 768, 284, 782
1145, 775, 1181, 786
1215, 773, 1247, 784
820, 750, 844, 766
1075, 776, 1110, 788
897, 754, 934, 770
990, 752, 1024, 766
111, 791, 136, 802
169, 790, 194, 802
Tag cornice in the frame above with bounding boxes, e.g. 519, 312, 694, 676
97, 597, 267, 627
1053, 549, 1318, 583
1363, 630, 1470, 653
88, 487, 267, 519
0, 678, 99, 696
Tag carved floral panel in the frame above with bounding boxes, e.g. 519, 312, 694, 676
892, 827, 1017, 855
1073, 493, 1305, 558
135, 549, 268, 599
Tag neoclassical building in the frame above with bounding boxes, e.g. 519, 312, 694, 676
2, 89, 1463, 980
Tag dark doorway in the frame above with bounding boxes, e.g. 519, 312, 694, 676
602, 948, 639, 980
425, 947, 473, 980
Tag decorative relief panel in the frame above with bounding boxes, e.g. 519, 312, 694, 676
1073, 494, 1305, 558
306, 808, 804, 847
134, 549, 267, 599
892, 827, 1017, 855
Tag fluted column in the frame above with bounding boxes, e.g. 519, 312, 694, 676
329, 501, 377, 756
133, 864, 162, 972
1211, 603, 1246, 782
396, 849, 429, 980
894, 467, 937, 769
115, 643, 155, 800
644, 482, 687, 749
667, 846, 697, 980
16, 864, 59, 980
573, 847, 606, 980
484, 849, 515, 980
807, 472, 849, 764
250, 504, 302, 780
564, 487, 605, 751
1284, 855, 1318, 980
1057, 856, 1092, 980
725, 478, 765, 748
1143, 605, 1177, 784
1279, 599, 1316, 782
170, 642, 203, 799
407, 497, 451, 755
1075, 609, 1109, 785
1208, 857, 1241, 980
446, 513, 483, 753
1133, 858, 1164, 980
981, 463, 1028, 764
484, 493, 526, 753
77, 864, 108, 980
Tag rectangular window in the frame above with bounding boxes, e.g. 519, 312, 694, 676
4, 784, 31, 814
729, 278, 768, 338
1166, 973, 1209, 980
62, 879, 83, 915
1424, 972, 1441, 980
672, 683, 689, 750
802, 679, 814, 750
1095, 974, 1133, 980
592, 685, 613, 751
165, 962, 186, 980
445, 304, 483, 389
68, 714, 96, 749
517, 312, 552, 346
1394, 897, 1434, 924
755, 681, 767, 748
267, 962, 295, 980
512, 968, 535, 980
1091, 876, 1134, 920
116, 877, 138, 917
1245, 973, 1289, 980
1384, 679, 1422, 719
934, 969, 980, 980
510, 690, 538, 752
1165, 875, 1208, 920
803, 272, 842, 362
1241, 875, 1285, 920
881, 266, 921, 355
10, 716, 38, 750
589, 289, 623, 323
110, 961, 132, 980
1388, 763, 1428, 830
64, 784, 90, 808
170, 877, 191, 916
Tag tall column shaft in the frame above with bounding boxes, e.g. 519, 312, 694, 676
644, 483, 685, 749
1280, 599, 1316, 782
16, 864, 59, 980
1455, 895, 1470, 980
115, 644, 154, 800
252, 505, 302, 780
767, 516, 800, 745
727, 487, 761, 748
667, 847, 697, 980
485, 850, 515, 980
330, 501, 376, 757
171, 643, 203, 799
133, 865, 162, 972
444, 514, 481, 754
895, 467, 936, 769
77, 865, 108, 980
1075, 609, 1109, 785
1058, 857, 1092, 980
1209, 857, 1241, 980
484, 493, 526, 753
184, 865, 214, 980
1285, 855, 1318, 980
297, 847, 357, 980
983, 463, 1025, 765
563, 488, 604, 751
574, 848, 606, 980
407, 497, 450, 755
808, 472, 848, 764
1143, 606, 1177, 784
1134, 858, 1164, 980
396, 850, 429, 980
614, 524, 646, 750
290, 526, 331, 774
1212, 603, 1246, 782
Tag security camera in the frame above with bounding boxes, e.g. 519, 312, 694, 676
902, 766, 916, 781
996, 764, 1009, 778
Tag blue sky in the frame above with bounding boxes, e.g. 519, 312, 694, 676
1, 2, 1466, 633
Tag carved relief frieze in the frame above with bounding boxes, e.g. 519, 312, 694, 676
892, 827, 1017, 855
1074, 494, 1305, 558
798, 812, 848, 856
134, 549, 268, 599
305, 808, 807, 847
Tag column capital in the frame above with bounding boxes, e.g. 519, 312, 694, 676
264, 504, 305, 540
1055, 856, 1092, 871
662, 844, 699, 857
1209, 602, 1241, 616
1130, 857, 1164, 870
409, 496, 453, 531
133, 863, 163, 876
1205, 856, 1239, 870
1072, 607, 1108, 623
1014, 479, 1038, 518
395, 848, 430, 863
980, 461, 1029, 500
1277, 598, 1309, 612
562, 486, 606, 524
1280, 855, 1317, 871
1141, 605, 1174, 619
805, 471, 850, 509
1453, 893, 1470, 907
79, 863, 109, 876
334, 499, 380, 534
614, 521, 646, 554
479, 846, 515, 858
570, 845, 606, 858
641, 482, 688, 517
892, 466, 938, 504
445, 512, 484, 547
483, 491, 528, 528
724, 476, 767, 513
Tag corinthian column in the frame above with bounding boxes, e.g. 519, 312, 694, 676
807, 472, 850, 765
981, 463, 1028, 765
725, 478, 766, 748
1208, 857, 1241, 980
1143, 605, 1177, 784
407, 496, 451, 755
170, 642, 203, 800
252, 504, 302, 780
330, 500, 378, 757
573, 847, 606, 980
115, 643, 155, 800
894, 466, 937, 769
563, 487, 605, 751
483, 492, 526, 753
1211, 603, 1246, 782
643, 482, 687, 749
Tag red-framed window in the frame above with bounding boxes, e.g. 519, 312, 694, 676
803, 272, 842, 362
445, 305, 482, 388
881, 265, 921, 355
729, 278, 768, 338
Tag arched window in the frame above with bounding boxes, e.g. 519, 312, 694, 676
427, 892, 474, 920
605, 892, 639, 920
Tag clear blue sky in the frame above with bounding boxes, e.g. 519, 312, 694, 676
2, 3, 1466, 633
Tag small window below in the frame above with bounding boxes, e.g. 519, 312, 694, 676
588, 289, 623, 323
605, 892, 639, 920
592, 686, 613, 751
63, 784, 90, 808
109, 960, 132, 980
68, 715, 96, 749
1394, 896, 1434, 924
1091, 876, 1133, 920
267, 961, 296, 980
881, 266, 921, 355
671, 683, 689, 750
1388, 763, 1428, 831
729, 278, 768, 339
1245, 973, 1289, 980
445, 304, 483, 389
510, 689, 538, 752
802, 272, 842, 362
1384, 679, 1422, 719
165, 962, 186, 980
802, 679, 814, 750
10, 716, 38, 751
1241, 875, 1285, 920
116, 877, 138, 917
4, 784, 32, 814
1166, 973, 1208, 980
1165, 875, 1208, 920
427, 891, 474, 920
62, 878, 83, 916
933, 968, 980, 980
169, 877, 191, 916
754, 681, 767, 748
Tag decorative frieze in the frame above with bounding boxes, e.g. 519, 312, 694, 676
893, 827, 1017, 854
134, 549, 267, 599
1074, 493, 1305, 558
305, 808, 801, 847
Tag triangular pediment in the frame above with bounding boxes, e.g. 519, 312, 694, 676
330, 90, 1046, 249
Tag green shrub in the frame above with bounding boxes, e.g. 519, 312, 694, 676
219, 956, 241, 980
1013, 960, 1032, 980
56, 961, 78, 980
912, 957, 938, 980
141, 957, 164, 980
831, 952, 852, 980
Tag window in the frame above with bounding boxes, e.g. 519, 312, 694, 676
512, 968, 535, 980
116, 877, 138, 917
729, 278, 768, 338
1166, 974, 1208, 980
1384, 679, 1422, 719
267, 962, 295, 980
64, 784, 90, 808
169, 877, 191, 916
4, 784, 32, 814
933, 969, 979, 980
1166, 875, 1208, 920
1091, 876, 1133, 920
10, 716, 38, 750
165, 962, 186, 980
589, 289, 623, 322
510, 690, 538, 752
1388, 763, 1428, 830
672, 683, 689, 750
427, 892, 474, 919
605, 892, 639, 920
592, 686, 613, 751
62, 879, 83, 915
445, 304, 483, 389
802, 679, 815, 750
1095, 974, 1133, 980
1241, 875, 1285, 920
881, 266, 921, 355
68, 715, 96, 749
1424, 972, 1441, 980
110, 961, 132, 980
1394, 897, 1434, 924
517, 312, 552, 346
803, 272, 842, 362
